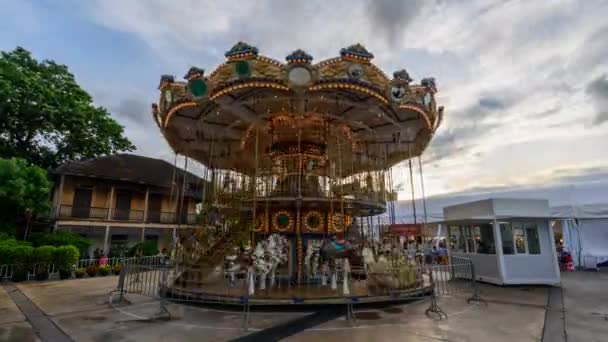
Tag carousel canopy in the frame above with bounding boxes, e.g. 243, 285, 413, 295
153, 42, 443, 175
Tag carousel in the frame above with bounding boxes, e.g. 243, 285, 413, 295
153, 42, 444, 305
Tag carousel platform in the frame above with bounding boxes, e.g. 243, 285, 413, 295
163, 278, 433, 306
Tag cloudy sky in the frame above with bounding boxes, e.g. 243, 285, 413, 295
2, 0, 608, 199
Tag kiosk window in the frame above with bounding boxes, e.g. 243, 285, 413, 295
513, 223, 526, 254
525, 224, 541, 254
500, 223, 515, 255
474, 224, 496, 254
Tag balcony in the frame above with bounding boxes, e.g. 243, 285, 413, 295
57, 205, 199, 225
58, 205, 108, 220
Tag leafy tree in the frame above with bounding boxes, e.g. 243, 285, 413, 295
0, 158, 51, 238
0, 47, 134, 169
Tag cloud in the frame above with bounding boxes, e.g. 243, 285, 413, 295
367, 0, 425, 45
111, 98, 151, 125
27, 0, 607, 197
586, 74, 608, 125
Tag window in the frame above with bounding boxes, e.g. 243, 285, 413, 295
525, 224, 541, 254
501, 221, 542, 255
500, 223, 514, 255
464, 226, 475, 253
513, 223, 526, 254
448, 226, 464, 252
474, 224, 496, 254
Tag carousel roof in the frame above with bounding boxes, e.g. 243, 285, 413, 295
153, 42, 444, 175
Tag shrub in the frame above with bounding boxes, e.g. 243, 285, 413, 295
75, 268, 86, 278
32, 246, 56, 281
128, 241, 158, 257
85, 265, 98, 277
9, 246, 34, 282
53, 245, 79, 271
98, 265, 111, 276
1, 245, 34, 265
33, 246, 56, 264
0, 234, 31, 248
112, 264, 122, 275
30, 232, 91, 253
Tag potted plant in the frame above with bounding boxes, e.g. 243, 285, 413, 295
75, 268, 86, 278
112, 264, 122, 275
98, 265, 111, 276
86, 265, 99, 277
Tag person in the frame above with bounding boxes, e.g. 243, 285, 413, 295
99, 254, 108, 267
431, 246, 439, 264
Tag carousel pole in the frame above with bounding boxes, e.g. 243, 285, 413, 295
296, 120, 303, 283
338, 129, 345, 234
417, 156, 429, 231
408, 145, 417, 224
251, 125, 259, 247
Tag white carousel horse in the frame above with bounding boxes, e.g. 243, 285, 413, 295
249, 234, 289, 293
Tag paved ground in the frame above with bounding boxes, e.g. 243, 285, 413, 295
0, 285, 40, 342
561, 271, 608, 342
0, 271, 604, 341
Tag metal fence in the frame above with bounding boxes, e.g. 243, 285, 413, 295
110, 256, 485, 329
0, 256, 168, 282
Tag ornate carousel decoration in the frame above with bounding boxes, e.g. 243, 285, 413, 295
154, 42, 444, 303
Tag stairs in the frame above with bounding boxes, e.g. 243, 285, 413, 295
173, 227, 250, 289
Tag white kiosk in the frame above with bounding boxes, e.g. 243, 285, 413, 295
443, 198, 560, 285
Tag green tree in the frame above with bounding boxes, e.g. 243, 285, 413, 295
0, 47, 134, 169
0, 158, 52, 238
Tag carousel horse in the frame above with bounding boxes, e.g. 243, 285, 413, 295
319, 237, 354, 293
366, 253, 419, 294
246, 234, 289, 294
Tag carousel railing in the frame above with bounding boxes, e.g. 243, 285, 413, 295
110, 256, 485, 329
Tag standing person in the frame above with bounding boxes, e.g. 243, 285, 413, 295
99, 254, 108, 267
431, 246, 439, 264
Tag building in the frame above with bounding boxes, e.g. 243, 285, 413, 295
51, 154, 206, 257
443, 198, 560, 285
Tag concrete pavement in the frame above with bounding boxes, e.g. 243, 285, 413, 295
1, 271, 604, 341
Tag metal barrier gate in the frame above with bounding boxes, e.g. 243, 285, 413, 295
110, 256, 485, 329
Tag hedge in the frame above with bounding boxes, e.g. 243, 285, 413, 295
0, 245, 79, 269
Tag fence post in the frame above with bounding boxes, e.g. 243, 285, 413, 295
152, 267, 171, 320
466, 260, 486, 305
241, 297, 250, 331
425, 266, 448, 320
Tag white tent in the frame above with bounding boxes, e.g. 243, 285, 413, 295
551, 204, 608, 269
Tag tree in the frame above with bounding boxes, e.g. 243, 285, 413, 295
0, 47, 134, 169
0, 158, 52, 238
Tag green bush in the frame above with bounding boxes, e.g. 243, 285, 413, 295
128, 241, 158, 257
0, 245, 34, 265
98, 265, 111, 276
32, 246, 56, 280
30, 232, 91, 253
53, 246, 79, 271
75, 268, 86, 278
33, 246, 56, 265
112, 264, 122, 275
0, 236, 31, 248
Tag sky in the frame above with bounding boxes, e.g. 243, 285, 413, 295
2, 0, 608, 200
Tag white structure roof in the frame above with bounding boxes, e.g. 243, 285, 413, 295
442, 198, 550, 221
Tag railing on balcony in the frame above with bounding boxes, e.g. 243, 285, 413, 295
112, 209, 145, 222
57, 205, 199, 225
58, 205, 108, 220
147, 211, 198, 225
